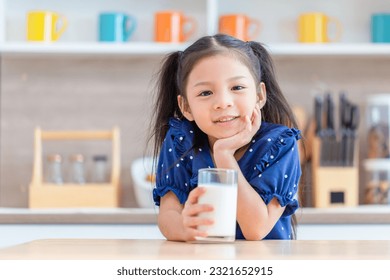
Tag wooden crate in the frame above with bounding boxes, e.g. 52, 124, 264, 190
29, 127, 120, 208
311, 137, 358, 208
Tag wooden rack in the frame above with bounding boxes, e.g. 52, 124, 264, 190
311, 137, 358, 208
29, 127, 120, 208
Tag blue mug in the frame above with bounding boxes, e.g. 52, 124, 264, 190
98, 12, 137, 42
371, 13, 390, 43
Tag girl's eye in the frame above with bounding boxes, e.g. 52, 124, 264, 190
232, 85, 245, 91
199, 91, 212, 97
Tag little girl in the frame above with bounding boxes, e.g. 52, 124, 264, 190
149, 34, 301, 241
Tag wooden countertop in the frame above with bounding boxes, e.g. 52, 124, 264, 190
0, 239, 389, 260
0, 205, 390, 224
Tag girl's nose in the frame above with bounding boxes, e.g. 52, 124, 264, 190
214, 92, 233, 110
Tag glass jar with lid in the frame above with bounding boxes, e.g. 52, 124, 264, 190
69, 154, 86, 184
364, 94, 390, 204
45, 154, 64, 184
91, 155, 108, 183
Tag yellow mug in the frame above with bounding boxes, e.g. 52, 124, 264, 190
27, 11, 68, 42
298, 13, 342, 43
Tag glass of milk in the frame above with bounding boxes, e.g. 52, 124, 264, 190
196, 168, 238, 242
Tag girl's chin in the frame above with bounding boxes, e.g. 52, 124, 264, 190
210, 131, 238, 141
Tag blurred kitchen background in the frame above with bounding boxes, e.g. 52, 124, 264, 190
1, 0, 390, 226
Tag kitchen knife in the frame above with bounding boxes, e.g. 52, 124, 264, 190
347, 105, 359, 166
340, 93, 348, 166
314, 96, 325, 165
314, 95, 323, 136
325, 93, 336, 166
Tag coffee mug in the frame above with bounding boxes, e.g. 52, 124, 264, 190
154, 11, 196, 43
26, 11, 68, 42
196, 168, 238, 242
298, 12, 342, 43
371, 13, 390, 43
99, 12, 137, 42
219, 14, 261, 41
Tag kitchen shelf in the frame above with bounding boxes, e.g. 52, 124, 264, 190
1, 42, 390, 56
0, 206, 389, 224
0, 42, 191, 55
364, 158, 390, 171
268, 43, 390, 57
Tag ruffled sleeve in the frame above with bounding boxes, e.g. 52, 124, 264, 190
153, 118, 195, 206
249, 127, 301, 216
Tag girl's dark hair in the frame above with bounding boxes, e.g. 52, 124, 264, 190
148, 34, 299, 238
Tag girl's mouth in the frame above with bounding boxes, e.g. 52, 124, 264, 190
214, 116, 239, 123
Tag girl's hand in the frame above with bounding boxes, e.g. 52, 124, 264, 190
213, 103, 261, 156
182, 187, 214, 241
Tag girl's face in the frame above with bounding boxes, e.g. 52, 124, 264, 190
179, 53, 266, 148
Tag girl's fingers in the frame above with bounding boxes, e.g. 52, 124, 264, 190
186, 228, 209, 240
183, 202, 213, 217
183, 215, 214, 228
185, 186, 206, 205
250, 104, 261, 130
251, 104, 260, 121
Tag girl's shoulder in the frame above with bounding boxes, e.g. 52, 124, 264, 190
165, 117, 196, 154
168, 117, 196, 140
169, 117, 195, 132
256, 122, 301, 142
244, 122, 301, 161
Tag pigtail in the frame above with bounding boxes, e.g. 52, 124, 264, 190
248, 42, 298, 129
149, 51, 183, 161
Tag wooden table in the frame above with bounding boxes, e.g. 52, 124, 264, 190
0, 239, 389, 260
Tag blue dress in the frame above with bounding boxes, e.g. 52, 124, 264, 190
153, 117, 301, 240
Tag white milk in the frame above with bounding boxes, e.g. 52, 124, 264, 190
197, 183, 238, 238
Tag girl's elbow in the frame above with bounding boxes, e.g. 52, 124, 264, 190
242, 229, 269, 241
242, 226, 271, 241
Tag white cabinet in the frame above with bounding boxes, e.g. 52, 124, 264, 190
1, 0, 390, 56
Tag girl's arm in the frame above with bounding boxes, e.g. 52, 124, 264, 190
158, 188, 214, 241
212, 106, 285, 240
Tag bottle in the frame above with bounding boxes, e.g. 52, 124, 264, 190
368, 106, 388, 158
91, 155, 108, 183
45, 154, 64, 184
69, 154, 86, 184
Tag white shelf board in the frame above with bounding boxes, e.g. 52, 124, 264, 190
268, 43, 390, 56
0, 42, 191, 55
1, 42, 390, 56
364, 158, 390, 171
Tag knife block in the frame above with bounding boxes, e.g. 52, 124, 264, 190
29, 127, 121, 208
311, 137, 359, 208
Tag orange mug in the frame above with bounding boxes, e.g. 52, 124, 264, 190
219, 14, 261, 41
154, 11, 196, 43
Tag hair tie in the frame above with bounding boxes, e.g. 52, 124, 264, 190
178, 50, 184, 61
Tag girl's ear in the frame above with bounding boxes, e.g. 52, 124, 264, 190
257, 82, 267, 109
177, 95, 194, 121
